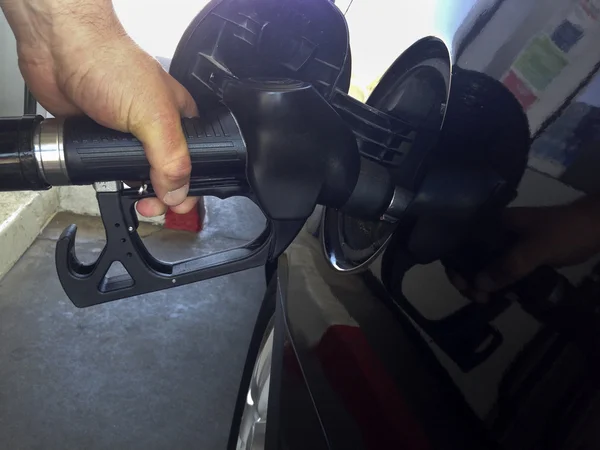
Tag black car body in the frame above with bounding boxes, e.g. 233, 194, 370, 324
225, 0, 600, 449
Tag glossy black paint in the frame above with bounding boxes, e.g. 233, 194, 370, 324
270, 1, 600, 449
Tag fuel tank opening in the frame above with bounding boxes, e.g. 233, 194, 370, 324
322, 39, 451, 273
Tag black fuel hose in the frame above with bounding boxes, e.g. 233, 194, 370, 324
0, 115, 47, 191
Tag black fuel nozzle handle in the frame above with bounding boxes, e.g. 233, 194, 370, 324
61, 110, 247, 187
0, 109, 247, 197
0, 107, 247, 199
50, 78, 368, 307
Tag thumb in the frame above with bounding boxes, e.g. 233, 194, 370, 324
129, 102, 191, 207
134, 76, 199, 217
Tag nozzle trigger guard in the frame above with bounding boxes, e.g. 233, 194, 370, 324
56, 181, 304, 308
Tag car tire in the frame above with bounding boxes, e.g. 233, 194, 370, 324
228, 279, 277, 450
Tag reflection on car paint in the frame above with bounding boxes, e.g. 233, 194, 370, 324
276, 0, 600, 448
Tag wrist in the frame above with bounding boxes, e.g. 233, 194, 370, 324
1, 0, 51, 58
4, 0, 125, 63
47, 0, 126, 56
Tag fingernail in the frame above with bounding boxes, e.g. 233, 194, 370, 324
475, 274, 497, 293
136, 200, 166, 218
163, 184, 189, 206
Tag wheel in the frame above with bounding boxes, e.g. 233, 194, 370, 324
228, 279, 277, 450
236, 316, 274, 450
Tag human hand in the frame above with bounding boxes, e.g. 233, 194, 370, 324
3, 0, 198, 217
449, 198, 600, 302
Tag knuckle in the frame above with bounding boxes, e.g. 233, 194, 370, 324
130, 99, 174, 129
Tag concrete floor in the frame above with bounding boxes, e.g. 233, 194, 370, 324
0, 197, 266, 450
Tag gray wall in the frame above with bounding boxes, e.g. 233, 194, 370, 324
0, 13, 24, 116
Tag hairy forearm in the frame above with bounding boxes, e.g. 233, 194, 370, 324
1, 0, 124, 58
